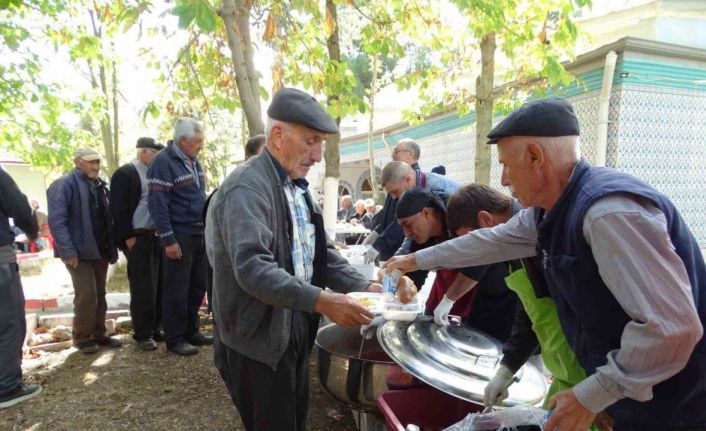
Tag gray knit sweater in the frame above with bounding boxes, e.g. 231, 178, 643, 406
205, 150, 369, 370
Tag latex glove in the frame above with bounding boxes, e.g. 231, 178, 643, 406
364, 245, 380, 264
483, 364, 515, 407
362, 230, 379, 246
360, 315, 386, 340
434, 294, 455, 326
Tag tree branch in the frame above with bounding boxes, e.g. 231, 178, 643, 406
186, 49, 216, 128
349, 1, 391, 25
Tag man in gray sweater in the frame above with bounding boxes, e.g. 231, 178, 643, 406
205, 88, 381, 431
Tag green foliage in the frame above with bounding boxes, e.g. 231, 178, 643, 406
396, 0, 590, 121
172, 0, 217, 33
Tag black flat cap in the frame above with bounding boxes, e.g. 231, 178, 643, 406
136, 137, 165, 151
267, 87, 339, 134
396, 187, 446, 219
487, 98, 580, 144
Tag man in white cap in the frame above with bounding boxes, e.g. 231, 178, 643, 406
47, 148, 121, 354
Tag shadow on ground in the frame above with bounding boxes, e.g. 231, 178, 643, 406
0, 334, 357, 431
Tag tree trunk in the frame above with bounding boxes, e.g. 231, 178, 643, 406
367, 55, 379, 201
88, 9, 117, 174
111, 56, 119, 170
323, 0, 341, 234
220, 0, 264, 136
474, 32, 496, 185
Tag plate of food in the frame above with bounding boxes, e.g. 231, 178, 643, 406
347, 291, 383, 313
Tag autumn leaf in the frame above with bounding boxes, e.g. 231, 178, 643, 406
263, 12, 276, 41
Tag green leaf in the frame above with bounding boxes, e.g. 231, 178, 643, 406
173, 4, 196, 29
121, 9, 140, 32
259, 86, 269, 101
70, 36, 100, 59
142, 101, 160, 120
0, 0, 23, 11
544, 57, 564, 84
195, 0, 216, 32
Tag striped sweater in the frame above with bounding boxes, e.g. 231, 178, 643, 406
147, 142, 206, 246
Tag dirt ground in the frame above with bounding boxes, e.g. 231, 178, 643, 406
0, 334, 358, 431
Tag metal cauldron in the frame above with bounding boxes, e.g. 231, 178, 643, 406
316, 323, 400, 413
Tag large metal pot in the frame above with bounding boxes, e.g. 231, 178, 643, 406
316, 323, 399, 413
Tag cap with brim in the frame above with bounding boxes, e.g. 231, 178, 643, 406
72, 148, 101, 162
136, 137, 165, 151
487, 98, 580, 144
396, 187, 446, 219
267, 87, 339, 134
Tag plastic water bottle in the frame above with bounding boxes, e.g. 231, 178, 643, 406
382, 269, 402, 294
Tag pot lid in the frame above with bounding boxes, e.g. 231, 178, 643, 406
377, 319, 547, 407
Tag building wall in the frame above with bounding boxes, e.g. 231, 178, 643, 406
611, 83, 706, 244
338, 55, 706, 246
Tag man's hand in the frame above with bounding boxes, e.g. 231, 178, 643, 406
62, 256, 79, 269
483, 364, 514, 407
545, 389, 597, 431
164, 242, 182, 260
363, 245, 379, 264
384, 254, 418, 274
125, 237, 137, 251
434, 295, 455, 326
366, 283, 382, 293
361, 230, 379, 246
360, 315, 386, 340
594, 411, 614, 431
314, 291, 373, 328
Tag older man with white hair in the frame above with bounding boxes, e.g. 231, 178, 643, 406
386, 98, 706, 431
206, 88, 380, 430
147, 118, 210, 356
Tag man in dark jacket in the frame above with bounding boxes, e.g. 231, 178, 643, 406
110, 137, 165, 351
47, 148, 120, 354
395, 188, 517, 342
0, 168, 41, 409
148, 118, 210, 356
206, 88, 381, 431
364, 138, 422, 263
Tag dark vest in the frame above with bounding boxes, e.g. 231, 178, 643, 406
535, 160, 706, 428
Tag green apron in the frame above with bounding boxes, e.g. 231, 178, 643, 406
504, 266, 588, 404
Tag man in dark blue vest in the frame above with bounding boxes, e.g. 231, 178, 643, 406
385, 98, 706, 431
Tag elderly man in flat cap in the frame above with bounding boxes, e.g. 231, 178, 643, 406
48, 148, 121, 354
110, 137, 165, 351
386, 98, 706, 431
205, 87, 381, 431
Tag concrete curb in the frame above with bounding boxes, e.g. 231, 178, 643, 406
27, 292, 208, 314
25, 292, 132, 314
38, 310, 131, 328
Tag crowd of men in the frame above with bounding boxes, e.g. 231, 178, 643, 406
1, 87, 705, 431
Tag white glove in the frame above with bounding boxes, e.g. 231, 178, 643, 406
434, 295, 455, 326
483, 364, 515, 407
364, 245, 379, 264
362, 230, 379, 246
360, 315, 386, 340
